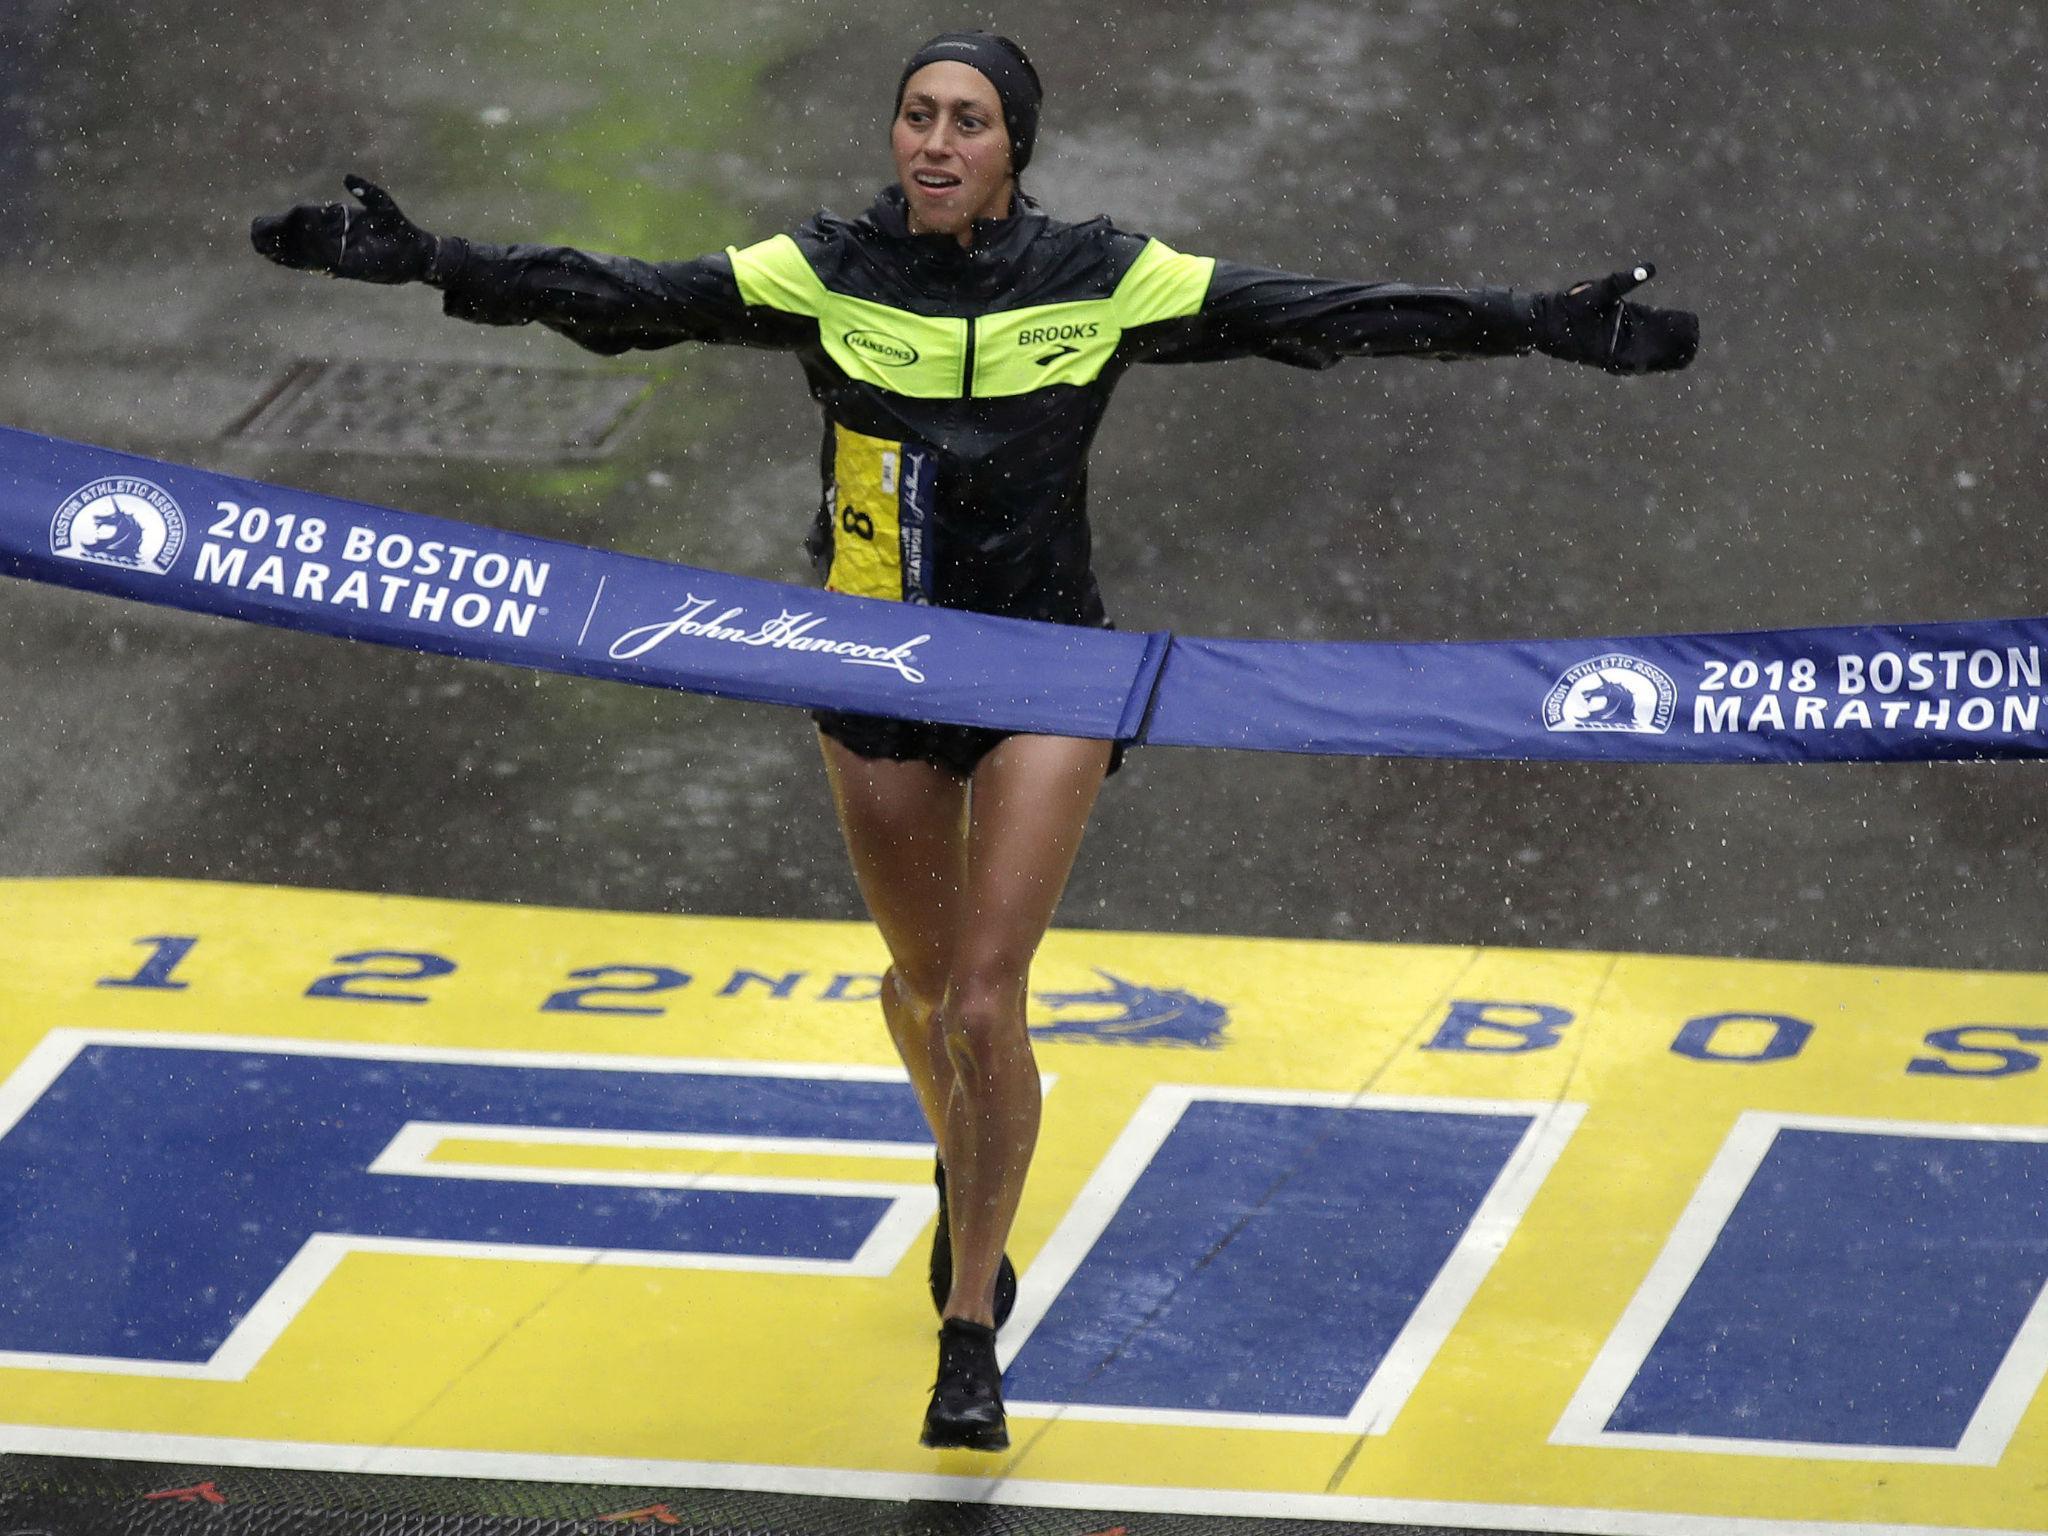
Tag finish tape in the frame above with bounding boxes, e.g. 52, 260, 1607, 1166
6, 425, 2045, 763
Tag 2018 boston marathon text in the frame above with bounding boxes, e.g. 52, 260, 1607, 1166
188, 496, 933, 678
192, 498, 550, 637
1694, 648, 2048, 737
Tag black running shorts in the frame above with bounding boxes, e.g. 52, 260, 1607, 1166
812, 709, 1127, 780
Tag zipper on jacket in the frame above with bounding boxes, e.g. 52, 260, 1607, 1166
961, 315, 977, 399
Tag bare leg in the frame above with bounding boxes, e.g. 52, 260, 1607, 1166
817, 733, 969, 1144
940, 733, 1113, 1325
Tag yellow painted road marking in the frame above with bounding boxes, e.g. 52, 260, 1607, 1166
3, 877, 2047, 1535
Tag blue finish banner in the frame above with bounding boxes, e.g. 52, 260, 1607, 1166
1145, 627, 2048, 761
0, 426, 1162, 743
3, 425, 2047, 764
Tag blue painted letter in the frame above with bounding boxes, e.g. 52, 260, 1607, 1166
0, 1042, 929, 1367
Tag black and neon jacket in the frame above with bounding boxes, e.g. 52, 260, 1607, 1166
432, 185, 1540, 626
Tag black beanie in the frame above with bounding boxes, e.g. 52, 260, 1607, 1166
894, 31, 1043, 174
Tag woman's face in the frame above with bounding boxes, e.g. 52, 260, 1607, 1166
892, 61, 1014, 243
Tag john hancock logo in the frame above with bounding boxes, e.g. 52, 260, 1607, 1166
50, 477, 187, 575
609, 595, 930, 683
1543, 653, 1677, 734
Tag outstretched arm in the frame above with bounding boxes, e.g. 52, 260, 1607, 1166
250, 175, 808, 356
1127, 242, 1697, 375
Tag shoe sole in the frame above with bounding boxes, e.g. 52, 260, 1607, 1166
920, 1420, 1010, 1452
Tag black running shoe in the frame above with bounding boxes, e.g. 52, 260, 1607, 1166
929, 1159, 1017, 1328
920, 1317, 1008, 1451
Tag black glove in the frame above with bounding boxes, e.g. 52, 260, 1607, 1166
1530, 261, 1698, 374
250, 174, 440, 285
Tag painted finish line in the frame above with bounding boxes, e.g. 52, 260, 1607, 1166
6, 877, 2048, 1536
6, 423, 2048, 761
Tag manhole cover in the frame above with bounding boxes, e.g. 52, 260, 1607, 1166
230, 360, 653, 460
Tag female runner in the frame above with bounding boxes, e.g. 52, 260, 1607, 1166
251, 29, 1696, 1452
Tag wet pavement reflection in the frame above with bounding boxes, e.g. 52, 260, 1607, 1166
1, 0, 2042, 969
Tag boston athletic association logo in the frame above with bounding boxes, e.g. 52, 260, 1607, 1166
1543, 653, 1678, 734
1029, 971, 1230, 1048
50, 477, 187, 575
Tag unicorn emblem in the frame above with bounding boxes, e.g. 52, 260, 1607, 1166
1029, 970, 1230, 1048
1544, 653, 1677, 734
50, 477, 188, 576
81, 505, 149, 565
1571, 675, 1644, 726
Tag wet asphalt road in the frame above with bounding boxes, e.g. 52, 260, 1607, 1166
1, 5, 2043, 969
0, 4, 2044, 1533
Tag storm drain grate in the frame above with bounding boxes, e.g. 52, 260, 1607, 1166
230, 360, 654, 460
0, 1451, 1517, 1536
